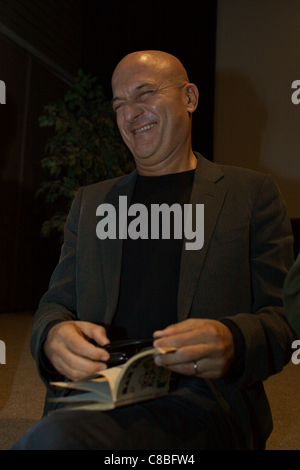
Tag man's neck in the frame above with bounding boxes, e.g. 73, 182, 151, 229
136, 150, 197, 176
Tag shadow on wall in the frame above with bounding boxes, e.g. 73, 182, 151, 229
214, 70, 268, 172
214, 70, 300, 228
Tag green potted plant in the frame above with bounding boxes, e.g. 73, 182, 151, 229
37, 69, 134, 239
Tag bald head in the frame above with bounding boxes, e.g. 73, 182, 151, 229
111, 50, 199, 176
112, 51, 190, 90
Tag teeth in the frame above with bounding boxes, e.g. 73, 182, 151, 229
134, 124, 156, 134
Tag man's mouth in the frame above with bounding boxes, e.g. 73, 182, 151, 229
133, 123, 157, 134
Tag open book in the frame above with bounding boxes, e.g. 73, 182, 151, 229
50, 347, 176, 411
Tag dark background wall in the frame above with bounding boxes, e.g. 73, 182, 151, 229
81, 0, 218, 160
0, 0, 218, 313
0, 34, 71, 314
0, 0, 82, 75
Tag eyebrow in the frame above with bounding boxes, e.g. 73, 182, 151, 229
111, 82, 155, 105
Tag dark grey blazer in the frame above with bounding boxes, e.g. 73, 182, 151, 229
284, 250, 300, 337
31, 154, 295, 449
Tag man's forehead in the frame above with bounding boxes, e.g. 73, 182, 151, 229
113, 52, 167, 76
111, 80, 158, 104
112, 51, 188, 82
111, 51, 188, 100
112, 68, 162, 99
113, 60, 161, 82
112, 55, 173, 88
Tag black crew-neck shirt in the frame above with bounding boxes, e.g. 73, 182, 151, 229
108, 169, 195, 341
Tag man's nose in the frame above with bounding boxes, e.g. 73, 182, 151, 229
123, 102, 143, 122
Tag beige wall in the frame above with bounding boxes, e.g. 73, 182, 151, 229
214, 0, 300, 218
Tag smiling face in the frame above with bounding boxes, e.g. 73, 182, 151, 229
111, 51, 199, 175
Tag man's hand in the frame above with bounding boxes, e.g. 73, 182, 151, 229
44, 321, 110, 381
153, 319, 234, 379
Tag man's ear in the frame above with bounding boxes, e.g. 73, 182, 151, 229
185, 84, 199, 114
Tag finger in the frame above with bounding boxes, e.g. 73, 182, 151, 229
67, 324, 110, 362
69, 338, 110, 363
155, 352, 225, 380
77, 322, 110, 347
153, 319, 199, 339
155, 344, 213, 366
61, 346, 109, 373
155, 344, 232, 380
154, 327, 208, 349
57, 361, 107, 382
53, 347, 109, 381
45, 322, 111, 381
165, 362, 228, 380
156, 360, 214, 377
154, 320, 233, 351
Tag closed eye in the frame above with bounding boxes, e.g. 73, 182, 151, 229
113, 104, 121, 113
137, 90, 155, 101
112, 90, 156, 113
113, 101, 125, 113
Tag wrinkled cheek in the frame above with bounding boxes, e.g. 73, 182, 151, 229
118, 127, 132, 148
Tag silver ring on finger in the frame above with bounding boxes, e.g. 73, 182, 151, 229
193, 361, 198, 375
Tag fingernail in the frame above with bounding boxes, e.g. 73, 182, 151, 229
155, 356, 162, 366
153, 331, 163, 338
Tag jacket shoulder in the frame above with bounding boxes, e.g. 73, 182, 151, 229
77, 170, 138, 201
215, 161, 278, 195
218, 163, 269, 180
195, 153, 270, 187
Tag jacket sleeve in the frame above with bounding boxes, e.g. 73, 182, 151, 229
284, 250, 300, 338
222, 175, 295, 390
30, 187, 85, 384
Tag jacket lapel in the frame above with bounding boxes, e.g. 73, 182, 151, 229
100, 170, 138, 326
177, 155, 227, 322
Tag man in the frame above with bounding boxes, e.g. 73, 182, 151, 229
12, 51, 295, 450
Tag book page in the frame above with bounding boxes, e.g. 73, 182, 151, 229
113, 348, 174, 403
51, 377, 111, 395
51, 366, 123, 397
51, 347, 176, 410
51, 391, 112, 404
